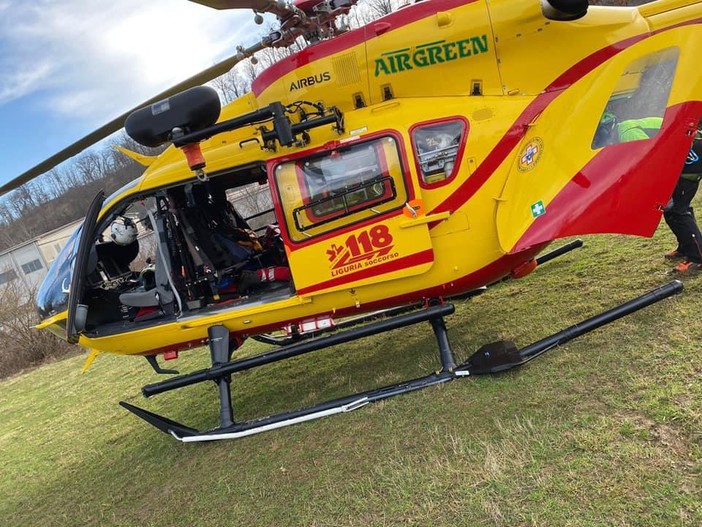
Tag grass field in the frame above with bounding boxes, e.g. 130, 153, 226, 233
1, 229, 701, 526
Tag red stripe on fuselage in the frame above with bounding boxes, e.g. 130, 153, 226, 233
140, 244, 546, 356
512, 102, 702, 251
427, 33, 649, 219
427, 18, 702, 219
296, 248, 434, 295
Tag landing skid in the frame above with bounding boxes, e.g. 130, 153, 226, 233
121, 280, 682, 442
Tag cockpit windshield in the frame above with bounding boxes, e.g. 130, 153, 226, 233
36, 223, 83, 319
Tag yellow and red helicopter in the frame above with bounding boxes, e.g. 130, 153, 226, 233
2, 0, 701, 441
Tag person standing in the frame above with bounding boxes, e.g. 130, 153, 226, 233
665, 124, 702, 273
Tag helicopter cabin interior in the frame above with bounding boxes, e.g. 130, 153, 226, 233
80, 164, 289, 336
76, 117, 457, 338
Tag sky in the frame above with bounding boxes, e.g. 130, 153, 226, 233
0, 0, 259, 189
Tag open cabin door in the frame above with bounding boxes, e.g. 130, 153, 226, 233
496, 47, 688, 254
273, 134, 435, 296
66, 190, 104, 343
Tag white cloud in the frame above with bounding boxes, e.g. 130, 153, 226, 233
0, 61, 54, 104
0, 0, 257, 123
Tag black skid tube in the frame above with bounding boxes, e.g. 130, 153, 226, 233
519, 279, 682, 361
142, 303, 455, 398
466, 280, 683, 374
123, 372, 454, 442
536, 239, 583, 265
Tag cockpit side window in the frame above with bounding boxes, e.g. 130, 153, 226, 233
592, 47, 679, 149
35, 225, 82, 318
411, 119, 467, 187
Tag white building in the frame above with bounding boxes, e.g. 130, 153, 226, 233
35, 220, 83, 267
0, 219, 82, 302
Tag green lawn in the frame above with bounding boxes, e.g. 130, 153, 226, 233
1, 230, 701, 526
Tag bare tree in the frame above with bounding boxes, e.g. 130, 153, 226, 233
210, 67, 252, 104
45, 168, 64, 197
367, 0, 397, 18
238, 59, 259, 90
0, 201, 13, 224
348, 0, 401, 27
0, 280, 75, 378
73, 150, 115, 185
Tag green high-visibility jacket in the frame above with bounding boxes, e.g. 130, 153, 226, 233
617, 117, 663, 143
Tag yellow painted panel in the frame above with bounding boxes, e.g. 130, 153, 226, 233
287, 213, 435, 295
490, 2, 649, 96
366, 2, 502, 103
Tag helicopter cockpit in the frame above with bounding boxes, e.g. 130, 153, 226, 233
38, 166, 291, 338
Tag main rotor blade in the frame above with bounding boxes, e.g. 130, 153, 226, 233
189, 0, 293, 18
0, 51, 245, 198
190, 0, 283, 11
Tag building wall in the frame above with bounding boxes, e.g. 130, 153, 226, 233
0, 219, 81, 303
36, 220, 82, 267
0, 241, 46, 301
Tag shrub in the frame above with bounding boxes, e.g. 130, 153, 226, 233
0, 282, 76, 379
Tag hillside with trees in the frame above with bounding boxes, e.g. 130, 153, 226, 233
0, 135, 161, 252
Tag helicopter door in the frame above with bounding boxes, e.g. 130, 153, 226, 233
66, 190, 105, 343
273, 135, 435, 295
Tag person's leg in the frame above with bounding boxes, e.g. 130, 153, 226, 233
664, 180, 687, 256
664, 178, 702, 263
673, 179, 702, 262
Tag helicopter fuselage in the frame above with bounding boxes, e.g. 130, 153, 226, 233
36, 0, 702, 359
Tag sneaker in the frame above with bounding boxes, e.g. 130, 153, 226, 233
665, 249, 685, 260
673, 260, 702, 274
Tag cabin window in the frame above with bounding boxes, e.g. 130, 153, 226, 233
275, 135, 408, 242
0, 269, 17, 285
21, 259, 43, 274
225, 181, 276, 235
411, 120, 466, 186
592, 47, 679, 148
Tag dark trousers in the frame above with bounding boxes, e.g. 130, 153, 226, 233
664, 177, 702, 263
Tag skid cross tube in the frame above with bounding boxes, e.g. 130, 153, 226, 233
141, 303, 455, 398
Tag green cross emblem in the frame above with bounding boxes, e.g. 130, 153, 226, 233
531, 201, 545, 218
